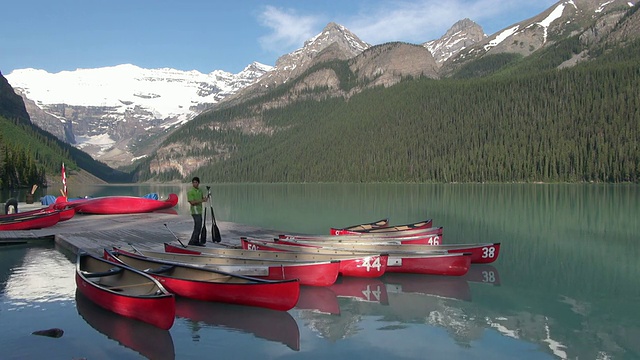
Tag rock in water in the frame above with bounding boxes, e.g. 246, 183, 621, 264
32, 328, 64, 338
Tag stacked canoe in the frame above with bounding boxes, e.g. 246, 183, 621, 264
74, 218, 501, 329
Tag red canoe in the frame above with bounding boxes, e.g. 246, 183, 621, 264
104, 248, 300, 311
0, 208, 61, 231
127, 246, 340, 287
48, 203, 75, 221
332, 218, 390, 232
331, 219, 433, 235
267, 239, 501, 264
243, 238, 471, 276
75, 251, 176, 330
166, 241, 388, 278
279, 228, 444, 246
56, 193, 178, 214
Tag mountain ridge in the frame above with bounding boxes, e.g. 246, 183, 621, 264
5, 0, 639, 181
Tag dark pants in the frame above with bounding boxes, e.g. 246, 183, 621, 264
189, 214, 203, 244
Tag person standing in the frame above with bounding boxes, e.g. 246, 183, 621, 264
187, 176, 207, 246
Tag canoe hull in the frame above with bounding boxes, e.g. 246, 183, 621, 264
280, 231, 443, 245
166, 242, 386, 278
134, 246, 339, 287
60, 193, 178, 214
385, 253, 471, 276
75, 253, 175, 330
0, 210, 61, 230
105, 248, 301, 311
266, 239, 501, 264
243, 238, 471, 275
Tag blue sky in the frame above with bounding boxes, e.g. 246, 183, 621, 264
1, 0, 558, 75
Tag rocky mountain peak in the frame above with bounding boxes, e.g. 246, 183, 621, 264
220, 22, 371, 106
442, 0, 638, 71
262, 22, 370, 86
423, 18, 486, 65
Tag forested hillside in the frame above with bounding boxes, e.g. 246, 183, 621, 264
136, 37, 640, 184
0, 113, 132, 188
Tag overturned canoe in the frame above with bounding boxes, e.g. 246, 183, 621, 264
75, 251, 175, 330
105, 248, 300, 311
56, 193, 178, 214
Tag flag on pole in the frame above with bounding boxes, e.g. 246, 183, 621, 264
62, 163, 67, 199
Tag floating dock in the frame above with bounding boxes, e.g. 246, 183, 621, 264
0, 210, 280, 256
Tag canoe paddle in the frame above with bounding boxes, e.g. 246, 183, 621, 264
200, 206, 208, 244
164, 223, 187, 248
207, 186, 222, 243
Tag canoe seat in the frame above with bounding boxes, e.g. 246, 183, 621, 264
81, 267, 123, 278
145, 265, 175, 274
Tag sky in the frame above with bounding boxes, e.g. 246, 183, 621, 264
1, 0, 559, 75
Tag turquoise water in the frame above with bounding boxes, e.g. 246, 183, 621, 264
1, 183, 638, 359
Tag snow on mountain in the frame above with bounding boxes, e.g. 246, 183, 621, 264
424, 18, 486, 65
6, 63, 271, 126
5, 62, 272, 167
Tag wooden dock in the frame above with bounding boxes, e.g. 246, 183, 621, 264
0, 212, 281, 256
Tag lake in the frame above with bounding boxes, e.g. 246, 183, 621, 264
1, 183, 638, 359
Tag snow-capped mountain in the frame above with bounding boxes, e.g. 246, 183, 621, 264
5, 62, 271, 167
444, 0, 638, 71
424, 18, 486, 65
7, 0, 638, 172
221, 22, 371, 107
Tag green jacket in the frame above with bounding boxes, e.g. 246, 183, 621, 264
187, 187, 204, 215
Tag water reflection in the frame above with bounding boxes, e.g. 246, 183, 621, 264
75, 290, 176, 360
296, 286, 341, 315
3, 246, 75, 305
2, 183, 638, 359
329, 276, 389, 305
381, 273, 472, 301
175, 297, 300, 351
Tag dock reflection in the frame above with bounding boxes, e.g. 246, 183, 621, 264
75, 290, 175, 360
175, 297, 300, 351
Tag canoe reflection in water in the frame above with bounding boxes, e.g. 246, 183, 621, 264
175, 297, 301, 351
296, 286, 341, 315
75, 289, 175, 360
462, 264, 502, 286
329, 276, 389, 305
381, 273, 472, 302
